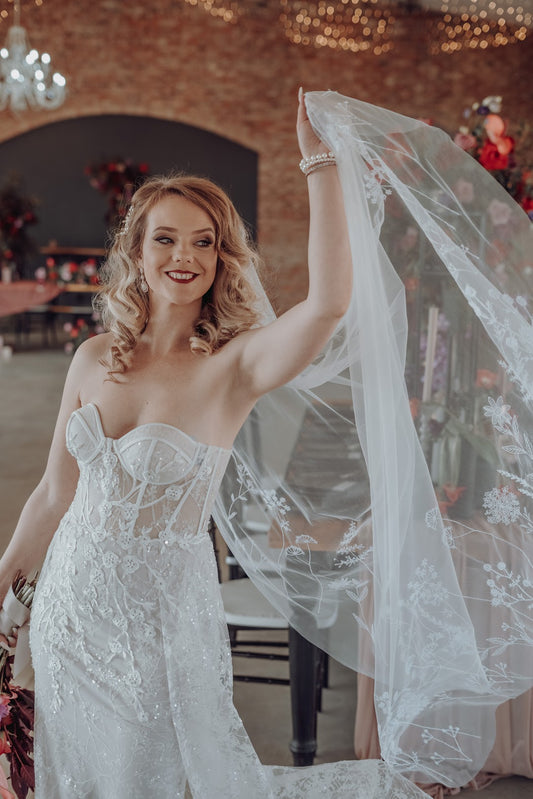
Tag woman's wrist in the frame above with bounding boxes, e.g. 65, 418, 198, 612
299, 151, 337, 177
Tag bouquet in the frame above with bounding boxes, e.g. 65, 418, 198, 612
0, 573, 38, 799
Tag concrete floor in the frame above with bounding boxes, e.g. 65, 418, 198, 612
0, 345, 530, 798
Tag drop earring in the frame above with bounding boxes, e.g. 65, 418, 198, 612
139, 267, 149, 293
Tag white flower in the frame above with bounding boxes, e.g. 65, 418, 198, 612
483, 486, 520, 525
122, 555, 140, 573
59, 265, 72, 282
294, 534, 317, 546
90, 568, 104, 585
408, 560, 449, 607
102, 551, 119, 568
286, 545, 304, 557
481, 95, 502, 113
102, 452, 117, 468
121, 503, 138, 521
483, 396, 512, 431
425, 507, 440, 530
165, 485, 183, 501
261, 489, 291, 515
129, 607, 145, 623
442, 526, 456, 549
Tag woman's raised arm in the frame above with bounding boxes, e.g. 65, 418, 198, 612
236, 88, 352, 398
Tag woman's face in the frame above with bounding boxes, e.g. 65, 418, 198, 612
140, 194, 218, 309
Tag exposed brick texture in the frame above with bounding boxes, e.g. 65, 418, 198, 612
0, 1, 531, 309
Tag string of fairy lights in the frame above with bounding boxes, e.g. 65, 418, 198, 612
429, 1, 532, 52
279, 0, 532, 54
279, 0, 395, 54
0, 0, 531, 115
186, 0, 533, 53
0, 0, 530, 52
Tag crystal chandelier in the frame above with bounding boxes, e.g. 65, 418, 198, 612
279, 0, 395, 55
0, 0, 66, 112
428, 0, 532, 53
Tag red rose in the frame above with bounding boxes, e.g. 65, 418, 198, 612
478, 141, 509, 171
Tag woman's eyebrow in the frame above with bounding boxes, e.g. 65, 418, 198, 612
152, 225, 215, 234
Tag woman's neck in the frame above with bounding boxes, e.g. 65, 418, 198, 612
140, 297, 201, 356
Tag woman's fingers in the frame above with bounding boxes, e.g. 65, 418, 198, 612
297, 87, 308, 126
0, 627, 18, 650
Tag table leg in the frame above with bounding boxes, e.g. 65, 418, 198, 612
289, 625, 318, 766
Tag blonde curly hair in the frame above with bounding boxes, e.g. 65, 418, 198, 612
94, 174, 262, 377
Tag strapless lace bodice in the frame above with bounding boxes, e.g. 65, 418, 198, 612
65, 403, 231, 545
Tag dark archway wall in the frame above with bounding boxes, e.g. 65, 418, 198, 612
0, 1, 531, 310
0, 115, 258, 249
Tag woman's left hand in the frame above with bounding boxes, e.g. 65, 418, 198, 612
297, 88, 328, 159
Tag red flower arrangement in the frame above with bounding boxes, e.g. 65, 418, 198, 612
85, 158, 149, 230
0, 573, 37, 799
63, 315, 104, 355
0, 176, 38, 279
35, 257, 100, 287
453, 95, 533, 219
0, 656, 34, 799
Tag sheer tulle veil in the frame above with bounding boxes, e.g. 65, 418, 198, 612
213, 91, 533, 787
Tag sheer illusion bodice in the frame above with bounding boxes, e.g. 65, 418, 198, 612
29, 403, 426, 799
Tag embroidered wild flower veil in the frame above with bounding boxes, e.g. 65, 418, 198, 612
213, 91, 533, 788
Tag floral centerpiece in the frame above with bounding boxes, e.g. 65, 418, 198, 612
0, 176, 38, 281
85, 158, 149, 230
35, 257, 100, 287
63, 315, 104, 355
452, 95, 533, 219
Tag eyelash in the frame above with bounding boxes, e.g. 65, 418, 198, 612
154, 237, 214, 248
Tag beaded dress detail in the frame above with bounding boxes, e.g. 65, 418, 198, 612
29, 403, 425, 799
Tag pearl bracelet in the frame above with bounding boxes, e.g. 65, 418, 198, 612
299, 151, 337, 177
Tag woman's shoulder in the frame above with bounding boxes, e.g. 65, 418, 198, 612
71, 331, 113, 367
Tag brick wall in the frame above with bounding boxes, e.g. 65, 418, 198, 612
0, 0, 531, 309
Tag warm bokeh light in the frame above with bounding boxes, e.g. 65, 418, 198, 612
279, 0, 395, 54
0, 0, 44, 27
430, 0, 532, 52
184, 0, 242, 24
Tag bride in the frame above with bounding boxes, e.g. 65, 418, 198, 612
0, 91, 427, 798
2, 87, 533, 797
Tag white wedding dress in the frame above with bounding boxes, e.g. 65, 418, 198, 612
29, 402, 425, 799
